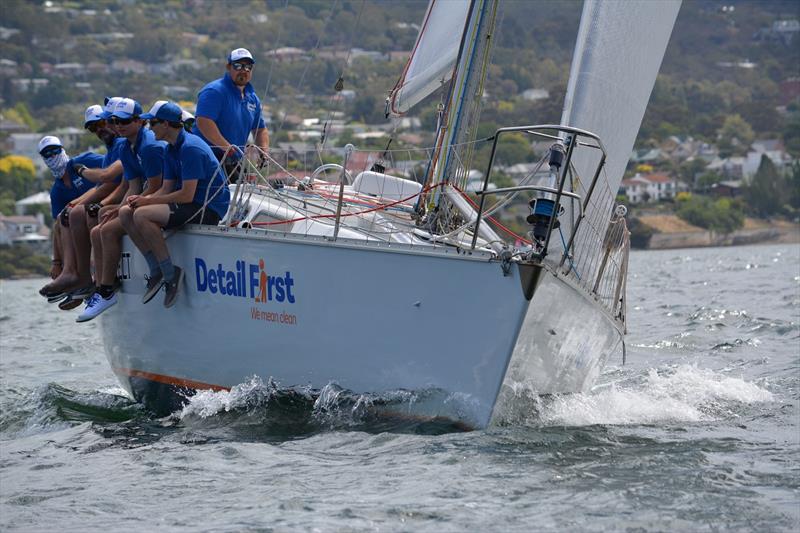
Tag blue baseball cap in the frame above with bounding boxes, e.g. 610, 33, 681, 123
84, 105, 104, 127
110, 98, 143, 120
141, 100, 183, 123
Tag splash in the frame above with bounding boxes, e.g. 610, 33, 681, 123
500, 364, 774, 428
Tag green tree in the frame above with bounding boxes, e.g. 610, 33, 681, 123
0, 155, 37, 200
717, 114, 755, 158
745, 154, 787, 217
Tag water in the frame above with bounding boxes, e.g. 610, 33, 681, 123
1, 243, 798, 531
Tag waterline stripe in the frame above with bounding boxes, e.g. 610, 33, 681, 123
113, 367, 229, 392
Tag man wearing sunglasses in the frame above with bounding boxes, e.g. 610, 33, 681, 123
193, 47, 269, 175
78, 98, 165, 322
55, 102, 128, 307
37, 135, 104, 301
123, 101, 230, 308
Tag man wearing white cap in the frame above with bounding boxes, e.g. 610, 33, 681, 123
77, 98, 165, 322
123, 101, 230, 308
37, 135, 103, 299
60, 103, 128, 303
193, 47, 269, 172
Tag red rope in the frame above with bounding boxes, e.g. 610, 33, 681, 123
451, 185, 531, 245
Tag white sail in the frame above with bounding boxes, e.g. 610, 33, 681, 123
561, 0, 681, 238
388, 0, 471, 116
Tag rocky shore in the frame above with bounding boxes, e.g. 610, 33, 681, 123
636, 215, 800, 250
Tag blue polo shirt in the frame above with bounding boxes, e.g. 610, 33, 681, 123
192, 72, 266, 159
102, 137, 126, 185
50, 152, 103, 219
164, 129, 231, 219
119, 127, 165, 184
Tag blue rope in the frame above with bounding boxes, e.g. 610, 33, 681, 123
559, 226, 580, 280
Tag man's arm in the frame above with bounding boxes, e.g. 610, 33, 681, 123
197, 117, 234, 154
253, 127, 269, 152
101, 181, 127, 206
82, 160, 123, 184
79, 181, 117, 205
141, 174, 163, 197
129, 179, 197, 208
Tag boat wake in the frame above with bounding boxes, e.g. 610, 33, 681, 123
496, 363, 775, 428
176, 376, 474, 437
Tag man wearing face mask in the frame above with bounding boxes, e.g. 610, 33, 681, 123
192, 47, 269, 177
37, 136, 103, 299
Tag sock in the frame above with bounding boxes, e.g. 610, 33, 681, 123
144, 252, 160, 278
98, 284, 115, 299
159, 258, 176, 282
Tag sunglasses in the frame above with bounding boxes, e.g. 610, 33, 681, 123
231, 62, 253, 72
85, 121, 104, 133
110, 117, 136, 126
40, 146, 62, 158
148, 118, 165, 127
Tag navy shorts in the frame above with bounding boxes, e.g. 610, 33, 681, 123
165, 203, 221, 229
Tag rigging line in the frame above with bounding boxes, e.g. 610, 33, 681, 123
261, 0, 290, 107
273, 0, 341, 139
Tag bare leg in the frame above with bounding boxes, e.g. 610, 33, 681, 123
90, 224, 104, 285
132, 205, 171, 261
119, 205, 152, 256
47, 220, 81, 291
69, 205, 94, 287
99, 218, 126, 286
50, 224, 63, 279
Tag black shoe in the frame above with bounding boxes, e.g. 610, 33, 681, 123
58, 296, 83, 311
142, 272, 163, 304
47, 292, 68, 304
163, 267, 184, 308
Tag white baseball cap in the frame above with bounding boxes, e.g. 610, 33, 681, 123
100, 96, 123, 119
228, 48, 255, 63
181, 109, 195, 122
38, 135, 63, 154
84, 104, 104, 127
111, 98, 143, 119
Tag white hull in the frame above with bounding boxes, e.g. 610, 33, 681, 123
100, 226, 621, 429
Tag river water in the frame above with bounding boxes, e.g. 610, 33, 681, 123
1, 243, 798, 531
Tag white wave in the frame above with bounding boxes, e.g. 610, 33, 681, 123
538, 364, 774, 427
178, 376, 277, 419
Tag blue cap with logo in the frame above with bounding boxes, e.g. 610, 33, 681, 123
228, 47, 255, 64
84, 105, 104, 127
141, 101, 183, 123
110, 98, 143, 120
100, 96, 123, 119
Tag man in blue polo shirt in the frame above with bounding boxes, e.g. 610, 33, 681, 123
125, 101, 230, 308
61, 103, 127, 303
193, 47, 269, 173
77, 98, 165, 323
37, 135, 103, 299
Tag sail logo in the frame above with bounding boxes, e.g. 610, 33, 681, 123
194, 257, 296, 303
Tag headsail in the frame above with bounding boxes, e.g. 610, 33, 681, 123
561, 0, 681, 231
387, 0, 471, 116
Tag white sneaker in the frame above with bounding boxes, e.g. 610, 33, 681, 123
76, 292, 117, 323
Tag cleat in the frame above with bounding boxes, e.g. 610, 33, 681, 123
142, 272, 163, 304
76, 292, 117, 323
163, 267, 184, 308
58, 297, 83, 311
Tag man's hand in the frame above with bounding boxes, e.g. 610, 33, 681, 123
73, 163, 88, 178
126, 195, 150, 209
99, 206, 119, 224
59, 206, 72, 227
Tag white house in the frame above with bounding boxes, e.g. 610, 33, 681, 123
619, 173, 679, 203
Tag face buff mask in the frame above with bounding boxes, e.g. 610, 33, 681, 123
44, 150, 69, 180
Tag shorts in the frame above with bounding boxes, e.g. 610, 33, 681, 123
165, 203, 221, 229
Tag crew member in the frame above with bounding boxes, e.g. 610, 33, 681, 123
37, 136, 103, 299
77, 98, 165, 323
193, 47, 269, 175
126, 101, 230, 308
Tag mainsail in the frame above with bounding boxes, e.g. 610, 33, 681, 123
387, 0, 471, 116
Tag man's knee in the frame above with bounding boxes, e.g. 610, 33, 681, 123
69, 205, 86, 227
133, 206, 163, 228
119, 205, 134, 227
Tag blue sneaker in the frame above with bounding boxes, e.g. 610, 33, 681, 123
76, 292, 117, 323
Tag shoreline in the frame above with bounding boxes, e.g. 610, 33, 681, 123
637, 218, 800, 250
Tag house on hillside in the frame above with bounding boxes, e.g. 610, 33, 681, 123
0, 214, 49, 247
619, 173, 680, 203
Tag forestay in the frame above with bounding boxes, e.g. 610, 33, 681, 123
387, 0, 471, 116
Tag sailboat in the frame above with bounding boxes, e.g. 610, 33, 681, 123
100, 0, 681, 429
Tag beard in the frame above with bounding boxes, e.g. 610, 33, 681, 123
97, 128, 116, 147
